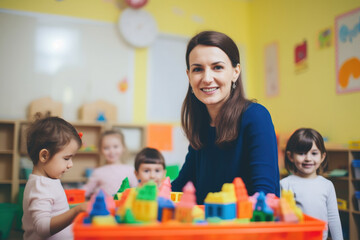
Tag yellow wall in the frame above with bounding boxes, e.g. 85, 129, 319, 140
248, 0, 360, 145
1, 0, 359, 144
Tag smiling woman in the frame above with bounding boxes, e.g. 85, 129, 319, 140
171, 31, 280, 204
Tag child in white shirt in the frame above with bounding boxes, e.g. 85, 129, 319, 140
22, 116, 87, 240
280, 128, 343, 240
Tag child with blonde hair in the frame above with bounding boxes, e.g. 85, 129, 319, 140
83, 130, 138, 198
280, 128, 343, 240
23, 116, 87, 240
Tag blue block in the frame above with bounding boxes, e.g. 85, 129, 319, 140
205, 203, 236, 220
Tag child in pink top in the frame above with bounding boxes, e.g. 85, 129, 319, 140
22, 116, 87, 240
82, 130, 138, 198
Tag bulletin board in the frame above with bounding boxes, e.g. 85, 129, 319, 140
0, 9, 135, 122
335, 7, 360, 94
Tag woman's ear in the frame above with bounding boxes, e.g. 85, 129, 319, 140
232, 63, 241, 82
39, 149, 49, 163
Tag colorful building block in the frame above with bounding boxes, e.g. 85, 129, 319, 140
133, 181, 158, 222
175, 181, 196, 222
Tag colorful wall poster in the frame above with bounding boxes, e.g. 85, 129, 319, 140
265, 42, 279, 97
335, 7, 360, 94
294, 40, 308, 73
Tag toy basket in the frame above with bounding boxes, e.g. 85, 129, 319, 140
73, 212, 325, 240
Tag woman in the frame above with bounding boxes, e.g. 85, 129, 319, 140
171, 31, 280, 204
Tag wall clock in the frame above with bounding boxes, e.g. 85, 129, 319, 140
119, 8, 158, 48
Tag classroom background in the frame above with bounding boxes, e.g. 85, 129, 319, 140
0, 0, 359, 239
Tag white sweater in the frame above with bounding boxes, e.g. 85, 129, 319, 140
280, 175, 343, 240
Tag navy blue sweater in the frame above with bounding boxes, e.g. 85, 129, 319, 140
171, 103, 280, 204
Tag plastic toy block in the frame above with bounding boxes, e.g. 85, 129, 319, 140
237, 200, 253, 219
279, 198, 299, 223
254, 192, 273, 215
136, 181, 157, 201
122, 208, 139, 224
251, 210, 274, 222
92, 215, 117, 226
233, 177, 249, 202
177, 181, 196, 208
204, 184, 236, 204
175, 206, 193, 223
170, 192, 183, 203
158, 177, 171, 199
192, 205, 205, 221
133, 200, 158, 222
161, 208, 175, 222
157, 196, 175, 222
118, 177, 130, 193
280, 190, 303, 222
89, 190, 110, 217
116, 188, 137, 217
206, 216, 223, 223
205, 203, 236, 220
113, 193, 122, 200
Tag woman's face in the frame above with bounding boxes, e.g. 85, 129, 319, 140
187, 45, 240, 114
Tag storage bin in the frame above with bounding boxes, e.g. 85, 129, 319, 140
0, 203, 19, 240
352, 160, 360, 179
73, 212, 326, 240
64, 189, 86, 204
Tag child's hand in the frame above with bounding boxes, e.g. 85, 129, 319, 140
74, 202, 88, 214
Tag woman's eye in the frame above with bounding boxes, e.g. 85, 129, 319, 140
214, 65, 223, 70
192, 67, 202, 72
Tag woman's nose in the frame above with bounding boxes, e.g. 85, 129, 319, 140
202, 69, 213, 83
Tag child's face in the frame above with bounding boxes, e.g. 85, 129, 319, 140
287, 141, 326, 178
42, 139, 79, 179
101, 134, 124, 164
135, 163, 166, 186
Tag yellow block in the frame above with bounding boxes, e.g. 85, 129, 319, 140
92, 215, 117, 226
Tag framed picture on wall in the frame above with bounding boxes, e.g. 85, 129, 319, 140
335, 7, 360, 94
264, 42, 279, 97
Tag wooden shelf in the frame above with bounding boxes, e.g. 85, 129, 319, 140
0, 150, 13, 154
0, 180, 12, 184
352, 210, 360, 215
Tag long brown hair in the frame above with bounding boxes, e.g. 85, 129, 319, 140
182, 31, 252, 150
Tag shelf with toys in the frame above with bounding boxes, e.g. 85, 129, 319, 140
0, 118, 147, 205
70, 177, 326, 240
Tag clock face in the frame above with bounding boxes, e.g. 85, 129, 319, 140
119, 8, 158, 48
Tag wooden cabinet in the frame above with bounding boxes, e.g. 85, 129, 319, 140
0, 120, 146, 204
0, 121, 19, 203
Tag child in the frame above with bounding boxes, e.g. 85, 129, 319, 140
134, 147, 166, 187
82, 130, 138, 198
23, 116, 87, 240
280, 128, 343, 240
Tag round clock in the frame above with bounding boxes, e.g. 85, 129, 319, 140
119, 8, 158, 48
125, 0, 148, 9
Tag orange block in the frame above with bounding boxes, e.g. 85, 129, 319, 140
237, 200, 253, 219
